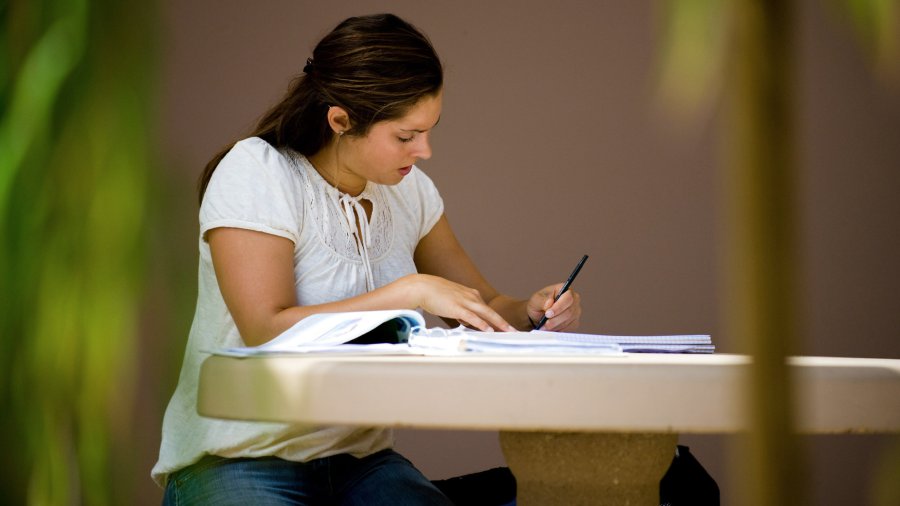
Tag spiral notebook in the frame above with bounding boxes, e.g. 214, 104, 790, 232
409, 328, 714, 354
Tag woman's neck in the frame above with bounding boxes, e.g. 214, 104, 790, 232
307, 145, 366, 196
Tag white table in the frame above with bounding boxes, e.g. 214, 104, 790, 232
198, 353, 900, 505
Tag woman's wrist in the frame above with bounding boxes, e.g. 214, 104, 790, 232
486, 295, 532, 331
396, 273, 425, 310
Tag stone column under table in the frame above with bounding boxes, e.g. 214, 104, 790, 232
500, 431, 677, 506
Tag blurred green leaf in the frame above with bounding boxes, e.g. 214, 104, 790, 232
831, 0, 899, 83
654, 0, 731, 118
0, 13, 85, 210
655, 0, 899, 118
1, 0, 159, 504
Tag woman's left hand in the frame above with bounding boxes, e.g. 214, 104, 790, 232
526, 283, 582, 332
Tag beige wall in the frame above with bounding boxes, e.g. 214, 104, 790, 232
148, 1, 900, 504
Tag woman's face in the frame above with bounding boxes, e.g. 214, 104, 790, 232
337, 91, 442, 193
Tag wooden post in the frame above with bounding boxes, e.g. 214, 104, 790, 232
728, 0, 805, 504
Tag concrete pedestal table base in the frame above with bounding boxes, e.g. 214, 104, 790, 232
500, 432, 677, 505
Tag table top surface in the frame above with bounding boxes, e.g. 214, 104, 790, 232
197, 352, 900, 433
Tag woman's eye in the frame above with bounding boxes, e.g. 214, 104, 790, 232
398, 136, 414, 143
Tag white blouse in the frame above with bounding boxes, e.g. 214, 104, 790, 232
152, 137, 444, 486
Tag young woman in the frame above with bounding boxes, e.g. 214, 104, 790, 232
153, 13, 582, 505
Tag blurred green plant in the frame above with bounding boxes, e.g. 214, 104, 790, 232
655, 1, 898, 505
655, 0, 731, 118
656, 0, 898, 115
832, 0, 900, 82
1, 0, 159, 504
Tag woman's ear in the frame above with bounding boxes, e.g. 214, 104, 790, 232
326, 106, 352, 135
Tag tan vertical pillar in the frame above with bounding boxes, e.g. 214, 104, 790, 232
728, 0, 805, 504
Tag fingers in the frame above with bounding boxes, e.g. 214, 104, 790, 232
453, 287, 512, 331
457, 306, 512, 332
418, 275, 514, 332
526, 283, 560, 323
537, 290, 582, 332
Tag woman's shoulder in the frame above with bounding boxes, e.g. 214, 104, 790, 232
200, 137, 307, 241
385, 165, 444, 237
385, 166, 443, 211
215, 137, 299, 181
204, 137, 306, 207
231, 136, 274, 151
398, 165, 438, 192
228, 137, 290, 165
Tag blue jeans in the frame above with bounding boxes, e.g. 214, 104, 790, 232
163, 450, 453, 506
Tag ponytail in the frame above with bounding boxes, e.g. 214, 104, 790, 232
197, 13, 443, 204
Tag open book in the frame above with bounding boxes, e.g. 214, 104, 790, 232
212, 310, 714, 357
213, 310, 425, 357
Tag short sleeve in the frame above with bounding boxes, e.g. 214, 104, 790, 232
199, 138, 302, 244
408, 167, 444, 240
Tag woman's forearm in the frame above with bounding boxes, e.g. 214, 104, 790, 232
244, 274, 424, 346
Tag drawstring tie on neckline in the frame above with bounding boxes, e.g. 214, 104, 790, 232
336, 192, 375, 291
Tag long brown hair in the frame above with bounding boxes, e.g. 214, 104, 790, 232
197, 13, 444, 203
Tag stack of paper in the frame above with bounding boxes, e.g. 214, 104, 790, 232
409, 328, 713, 355
409, 329, 623, 355
209, 310, 714, 357
539, 331, 715, 354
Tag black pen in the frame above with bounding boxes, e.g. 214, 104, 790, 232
534, 254, 589, 330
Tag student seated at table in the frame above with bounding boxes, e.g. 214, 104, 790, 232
152, 13, 582, 505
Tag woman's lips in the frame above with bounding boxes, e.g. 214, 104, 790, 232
398, 165, 412, 176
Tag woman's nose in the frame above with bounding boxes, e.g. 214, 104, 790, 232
413, 134, 432, 160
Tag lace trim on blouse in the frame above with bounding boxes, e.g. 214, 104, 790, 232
288, 152, 394, 291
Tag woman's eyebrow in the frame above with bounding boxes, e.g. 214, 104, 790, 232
400, 115, 441, 133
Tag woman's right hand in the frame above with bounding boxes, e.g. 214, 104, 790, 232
405, 274, 515, 332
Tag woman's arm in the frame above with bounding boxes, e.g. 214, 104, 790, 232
208, 226, 514, 346
414, 215, 582, 331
